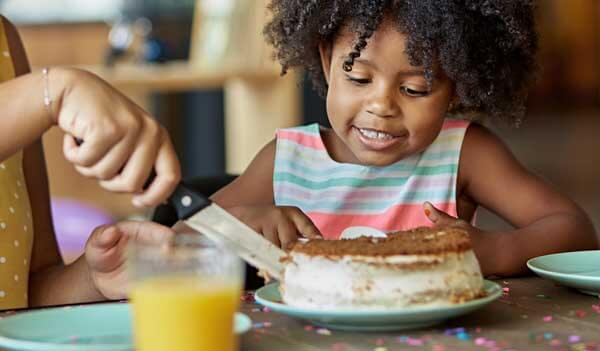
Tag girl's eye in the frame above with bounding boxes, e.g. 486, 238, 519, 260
401, 86, 429, 97
345, 76, 371, 85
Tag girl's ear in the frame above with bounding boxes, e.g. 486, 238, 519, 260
318, 42, 333, 84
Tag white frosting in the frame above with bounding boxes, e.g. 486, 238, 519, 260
281, 250, 484, 310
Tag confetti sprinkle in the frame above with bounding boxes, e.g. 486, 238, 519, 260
444, 327, 465, 335
592, 304, 600, 313
331, 342, 350, 350
484, 340, 498, 348
475, 337, 487, 346
262, 307, 272, 313
253, 322, 271, 329
456, 332, 470, 341
550, 339, 562, 347
304, 325, 314, 331
502, 287, 510, 293
406, 338, 424, 346
542, 315, 553, 322
251, 308, 261, 312
569, 335, 582, 343
543, 332, 554, 340
317, 328, 332, 336
585, 342, 599, 350
254, 328, 268, 335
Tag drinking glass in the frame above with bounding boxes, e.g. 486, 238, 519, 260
128, 233, 244, 351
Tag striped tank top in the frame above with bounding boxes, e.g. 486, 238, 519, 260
273, 119, 470, 239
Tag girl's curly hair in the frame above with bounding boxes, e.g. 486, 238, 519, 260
264, 0, 538, 124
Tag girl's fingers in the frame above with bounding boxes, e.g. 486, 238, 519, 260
423, 202, 458, 227
287, 208, 323, 239
277, 220, 299, 250
262, 226, 282, 248
131, 132, 181, 207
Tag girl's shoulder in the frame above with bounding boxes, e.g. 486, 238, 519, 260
462, 123, 505, 155
275, 123, 328, 152
459, 122, 521, 188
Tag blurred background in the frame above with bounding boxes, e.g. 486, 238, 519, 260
2, 0, 598, 260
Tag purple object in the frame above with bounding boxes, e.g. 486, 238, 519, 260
51, 199, 114, 254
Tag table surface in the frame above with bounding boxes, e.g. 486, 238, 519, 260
240, 277, 600, 351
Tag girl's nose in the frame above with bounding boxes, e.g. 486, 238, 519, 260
366, 86, 399, 118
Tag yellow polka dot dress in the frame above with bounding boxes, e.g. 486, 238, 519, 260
0, 20, 34, 310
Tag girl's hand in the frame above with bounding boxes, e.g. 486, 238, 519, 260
423, 202, 500, 275
84, 221, 175, 300
50, 68, 181, 207
227, 205, 323, 250
423, 202, 478, 232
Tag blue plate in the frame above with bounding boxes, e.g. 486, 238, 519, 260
255, 280, 501, 331
527, 250, 600, 297
0, 303, 251, 351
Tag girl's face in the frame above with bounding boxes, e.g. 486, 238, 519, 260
319, 19, 454, 166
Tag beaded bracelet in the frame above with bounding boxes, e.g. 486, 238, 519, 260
42, 67, 53, 118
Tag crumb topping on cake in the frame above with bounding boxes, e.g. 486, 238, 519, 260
291, 227, 472, 257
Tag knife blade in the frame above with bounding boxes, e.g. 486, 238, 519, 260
167, 182, 287, 281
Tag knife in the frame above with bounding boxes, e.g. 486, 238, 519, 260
73, 137, 286, 280
164, 181, 287, 281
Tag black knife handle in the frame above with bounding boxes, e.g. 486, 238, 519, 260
145, 170, 211, 220
168, 181, 212, 220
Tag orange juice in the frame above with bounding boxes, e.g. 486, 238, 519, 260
131, 276, 241, 351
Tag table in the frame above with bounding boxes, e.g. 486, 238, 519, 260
239, 277, 600, 351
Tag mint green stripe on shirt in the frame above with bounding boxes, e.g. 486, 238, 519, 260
274, 164, 456, 188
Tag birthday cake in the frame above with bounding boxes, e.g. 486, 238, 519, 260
280, 227, 485, 310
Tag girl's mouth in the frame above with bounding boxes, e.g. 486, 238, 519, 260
353, 126, 405, 151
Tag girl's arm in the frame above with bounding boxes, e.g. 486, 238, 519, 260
210, 139, 277, 207
457, 124, 597, 276
209, 139, 322, 248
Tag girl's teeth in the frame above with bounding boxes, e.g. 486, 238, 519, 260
359, 128, 394, 140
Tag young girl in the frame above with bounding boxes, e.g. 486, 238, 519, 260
0, 17, 180, 309
211, 0, 598, 276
